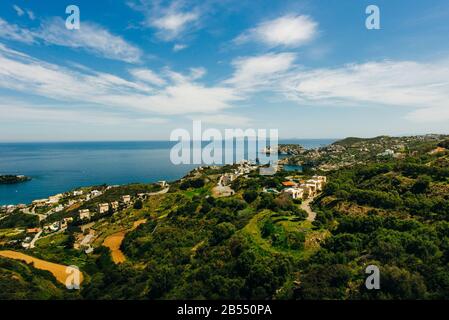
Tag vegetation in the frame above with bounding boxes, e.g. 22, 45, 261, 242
1, 134, 448, 300
0, 175, 31, 184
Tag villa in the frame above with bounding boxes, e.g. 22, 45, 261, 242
122, 195, 131, 204
98, 203, 109, 214
48, 194, 63, 204
283, 187, 304, 200
111, 201, 119, 211
91, 190, 102, 197
73, 190, 83, 196
79, 209, 91, 220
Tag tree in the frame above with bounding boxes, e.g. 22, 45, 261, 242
243, 190, 258, 203
211, 222, 236, 244
133, 199, 143, 209
411, 175, 431, 194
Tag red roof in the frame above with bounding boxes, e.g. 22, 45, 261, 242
282, 181, 296, 187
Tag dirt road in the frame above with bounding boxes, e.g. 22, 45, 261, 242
300, 196, 318, 222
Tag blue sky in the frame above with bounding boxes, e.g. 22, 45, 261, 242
0, 0, 448, 141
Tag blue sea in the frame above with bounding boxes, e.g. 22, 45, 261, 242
0, 139, 334, 205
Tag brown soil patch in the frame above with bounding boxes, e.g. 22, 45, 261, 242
103, 231, 126, 264
103, 219, 147, 264
0, 250, 84, 285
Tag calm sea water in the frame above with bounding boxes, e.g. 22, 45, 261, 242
0, 139, 334, 205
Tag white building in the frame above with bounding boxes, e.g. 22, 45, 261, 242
98, 203, 109, 214
73, 190, 83, 196
111, 201, 119, 211
122, 195, 131, 204
48, 194, 63, 204
283, 187, 304, 200
79, 209, 91, 220
90, 190, 102, 197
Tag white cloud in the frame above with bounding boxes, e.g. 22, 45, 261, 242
235, 14, 317, 47
37, 18, 142, 63
191, 114, 252, 127
129, 68, 167, 86
282, 59, 449, 122
27, 10, 35, 20
13, 5, 25, 17
128, 0, 200, 41
0, 17, 142, 63
153, 11, 199, 40
0, 45, 241, 116
173, 43, 187, 51
226, 52, 297, 90
0, 99, 169, 128
0, 18, 35, 44
189, 67, 206, 80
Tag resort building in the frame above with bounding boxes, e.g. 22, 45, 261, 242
98, 203, 109, 214
79, 209, 91, 220
122, 195, 131, 204
111, 201, 119, 211
48, 194, 63, 204
283, 187, 304, 200
90, 190, 102, 198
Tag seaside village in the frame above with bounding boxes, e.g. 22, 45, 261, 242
1, 158, 327, 252
0, 181, 168, 251
213, 160, 327, 201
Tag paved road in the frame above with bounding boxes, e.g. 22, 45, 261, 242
22, 207, 46, 222
147, 187, 169, 196
29, 230, 43, 249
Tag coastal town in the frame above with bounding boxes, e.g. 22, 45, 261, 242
1, 134, 449, 300
0, 181, 169, 251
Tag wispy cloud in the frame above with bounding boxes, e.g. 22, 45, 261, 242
0, 18, 35, 44
281, 59, 449, 122
173, 43, 187, 51
226, 52, 297, 90
153, 11, 199, 40
12, 5, 25, 17
37, 18, 142, 63
234, 14, 318, 47
128, 0, 201, 41
190, 114, 252, 127
0, 44, 241, 116
26, 9, 35, 20
129, 68, 167, 86
0, 17, 142, 63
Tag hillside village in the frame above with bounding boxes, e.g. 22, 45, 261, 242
0, 181, 168, 251
284, 134, 449, 171
1, 134, 449, 300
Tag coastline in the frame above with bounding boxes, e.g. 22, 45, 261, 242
0, 139, 334, 205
